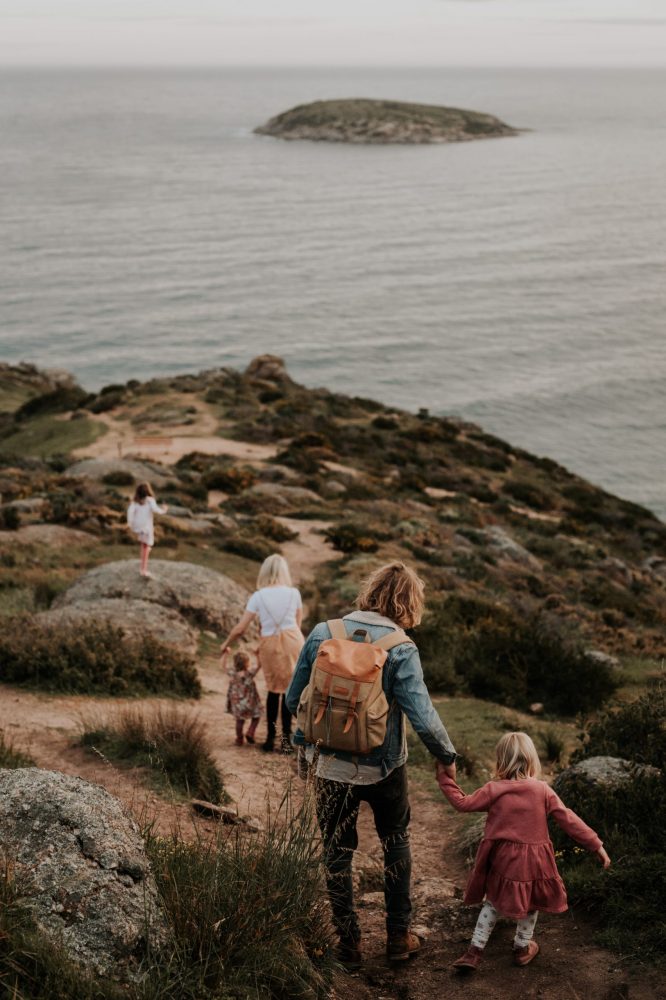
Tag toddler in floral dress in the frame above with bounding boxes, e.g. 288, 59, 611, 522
225, 650, 262, 746
437, 731, 611, 971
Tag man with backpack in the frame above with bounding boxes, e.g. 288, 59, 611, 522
285, 561, 457, 968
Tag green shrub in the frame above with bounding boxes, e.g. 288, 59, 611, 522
15, 385, 88, 420
324, 522, 379, 554
552, 683, 666, 964
80, 706, 224, 802
0, 506, 20, 531
0, 731, 35, 769
252, 514, 298, 543
102, 470, 135, 487
220, 533, 275, 562
572, 678, 666, 769
415, 596, 618, 712
503, 477, 553, 511
0, 617, 201, 697
203, 465, 256, 494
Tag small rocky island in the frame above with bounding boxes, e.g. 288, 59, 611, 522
254, 98, 519, 145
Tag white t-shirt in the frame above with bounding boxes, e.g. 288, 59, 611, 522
246, 586, 302, 637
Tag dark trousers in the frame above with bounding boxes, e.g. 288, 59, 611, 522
266, 691, 292, 743
315, 764, 412, 940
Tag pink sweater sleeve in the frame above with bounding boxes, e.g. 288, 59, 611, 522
437, 773, 496, 813
546, 787, 602, 851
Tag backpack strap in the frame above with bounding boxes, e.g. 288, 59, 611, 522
327, 619, 348, 640
373, 630, 414, 651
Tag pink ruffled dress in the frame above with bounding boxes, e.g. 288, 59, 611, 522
438, 774, 602, 920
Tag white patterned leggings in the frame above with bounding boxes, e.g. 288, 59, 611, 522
471, 901, 538, 950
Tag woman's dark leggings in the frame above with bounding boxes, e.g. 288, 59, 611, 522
266, 691, 292, 743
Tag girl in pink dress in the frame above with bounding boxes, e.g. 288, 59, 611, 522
437, 731, 611, 970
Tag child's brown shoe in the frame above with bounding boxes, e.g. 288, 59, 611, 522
513, 940, 539, 966
452, 944, 483, 971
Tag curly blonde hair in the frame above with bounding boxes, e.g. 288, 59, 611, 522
495, 732, 541, 780
355, 561, 425, 629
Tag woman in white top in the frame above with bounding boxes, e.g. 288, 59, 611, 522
221, 554, 304, 752
126, 482, 168, 578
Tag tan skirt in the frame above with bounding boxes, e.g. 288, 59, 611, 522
258, 627, 304, 693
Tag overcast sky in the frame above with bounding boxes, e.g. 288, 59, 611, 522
1, 0, 665, 68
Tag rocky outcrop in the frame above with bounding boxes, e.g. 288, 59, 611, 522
54, 559, 248, 636
0, 524, 96, 548
553, 756, 660, 796
0, 768, 168, 982
38, 598, 197, 654
481, 525, 541, 568
245, 355, 291, 382
66, 458, 171, 488
255, 99, 519, 145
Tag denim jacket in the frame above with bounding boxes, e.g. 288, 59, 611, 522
285, 611, 457, 776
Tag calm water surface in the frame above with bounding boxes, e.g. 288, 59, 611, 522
1, 68, 664, 514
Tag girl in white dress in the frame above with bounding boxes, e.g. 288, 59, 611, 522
126, 482, 168, 578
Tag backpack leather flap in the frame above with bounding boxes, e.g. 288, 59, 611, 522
317, 638, 387, 683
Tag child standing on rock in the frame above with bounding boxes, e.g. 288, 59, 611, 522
437, 731, 610, 971
127, 482, 168, 578
225, 650, 262, 746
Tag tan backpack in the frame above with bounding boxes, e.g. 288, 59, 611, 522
296, 619, 414, 755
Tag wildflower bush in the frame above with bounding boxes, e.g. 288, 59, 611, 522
0, 617, 201, 697
80, 706, 224, 802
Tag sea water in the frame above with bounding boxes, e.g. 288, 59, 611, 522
1, 67, 664, 515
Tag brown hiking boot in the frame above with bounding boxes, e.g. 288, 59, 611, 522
452, 944, 484, 971
337, 935, 362, 970
386, 930, 421, 962
514, 940, 540, 966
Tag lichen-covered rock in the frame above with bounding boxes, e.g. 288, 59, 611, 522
38, 598, 197, 653
54, 559, 248, 635
0, 524, 96, 548
66, 458, 171, 488
482, 525, 541, 568
0, 768, 169, 982
248, 483, 322, 507
553, 756, 660, 796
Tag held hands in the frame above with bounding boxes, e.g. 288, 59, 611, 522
436, 759, 457, 782
596, 846, 611, 869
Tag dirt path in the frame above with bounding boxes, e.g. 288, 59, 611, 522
2, 660, 661, 999
72, 401, 278, 466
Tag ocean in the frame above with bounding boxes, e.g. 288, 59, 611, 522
0, 67, 664, 516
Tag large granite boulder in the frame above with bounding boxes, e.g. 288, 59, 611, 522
0, 768, 169, 982
38, 598, 198, 654
553, 756, 660, 796
54, 559, 248, 635
0, 524, 96, 548
66, 458, 171, 488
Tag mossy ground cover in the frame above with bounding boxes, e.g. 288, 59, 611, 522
0, 412, 106, 457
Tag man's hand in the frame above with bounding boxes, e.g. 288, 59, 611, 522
596, 846, 611, 869
436, 759, 456, 782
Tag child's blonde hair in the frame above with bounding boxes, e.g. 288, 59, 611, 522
233, 650, 251, 671
495, 731, 541, 780
257, 554, 292, 589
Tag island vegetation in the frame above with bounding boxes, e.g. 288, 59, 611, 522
254, 98, 519, 144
